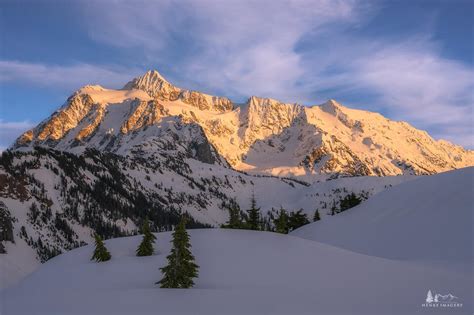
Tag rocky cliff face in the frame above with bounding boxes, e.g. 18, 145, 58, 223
13, 70, 473, 178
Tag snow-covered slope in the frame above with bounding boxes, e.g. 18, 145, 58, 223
14, 70, 473, 178
2, 229, 471, 315
292, 167, 474, 263
0, 148, 413, 289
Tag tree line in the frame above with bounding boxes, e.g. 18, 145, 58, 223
87, 191, 363, 290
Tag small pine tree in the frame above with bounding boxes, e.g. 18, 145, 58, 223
273, 207, 289, 234
136, 218, 157, 256
288, 209, 310, 231
246, 193, 261, 230
91, 234, 111, 262
222, 202, 243, 229
157, 217, 199, 288
313, 209, 321, 222
338, 193, 362, 213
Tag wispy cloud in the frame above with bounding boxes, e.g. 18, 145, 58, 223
294, 36, 474, 146
79, 0, 473, 147
349, 39, 473, 146
81, 0, 369, 101
2, 0, 472, 147
0, 61, 142, 90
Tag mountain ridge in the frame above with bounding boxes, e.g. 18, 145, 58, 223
13, 69, 473, 178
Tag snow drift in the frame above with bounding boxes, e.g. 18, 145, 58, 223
2, 229, 471, 315
292, 167, 474, 263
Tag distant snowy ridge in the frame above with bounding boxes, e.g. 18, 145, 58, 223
14, 70, 473, 179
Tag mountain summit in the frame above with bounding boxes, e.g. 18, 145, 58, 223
123, 70, 179, 99
13, 70, 473, 178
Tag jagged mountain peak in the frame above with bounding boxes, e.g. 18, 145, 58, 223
121, 70, 234, 112
143, 69, 168, 81
248, 96, 282, 106
124, 69, 170, 88
122, 69, 180, 99
319, 99, 346, 114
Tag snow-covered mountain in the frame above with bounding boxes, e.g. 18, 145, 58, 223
14, 70, 473, 178
1, 69, 473, 290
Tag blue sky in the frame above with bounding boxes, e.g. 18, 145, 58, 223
0, 0, 473, 150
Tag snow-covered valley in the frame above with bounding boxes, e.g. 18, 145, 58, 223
0, 147, 414, 289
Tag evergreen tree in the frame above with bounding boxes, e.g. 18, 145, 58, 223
245, 193, 261, 230
136, 218, 157, 256
288, 209, 310, 231
222, 203, 243, 229
273, 207, 289, 234
91, 234, 111, 262
157, 217, 199, 288
313, 209, 321, 222
338, 193, 362, 213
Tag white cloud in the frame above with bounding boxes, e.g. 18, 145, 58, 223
2, 0, 472, 147
351, 41, 473, 123
314, 38, 474, 147
92, 0, 469, 147
81, 0, 367, 102
0, 61, 142, 90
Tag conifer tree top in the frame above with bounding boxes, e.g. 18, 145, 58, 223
136, 218, 157, 257
91, 234, 111, 262
157, 216, 199, 289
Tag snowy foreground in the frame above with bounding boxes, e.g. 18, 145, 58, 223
2, 168, 472, 315
2, 230, 472, 314
1, 230, 471, 315
292, 167, 474, 262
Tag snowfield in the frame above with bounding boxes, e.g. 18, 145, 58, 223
291, 167, 474, 263
2, 228, 471, 315
0, 147, 415, 290
1, 164, 472, 314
